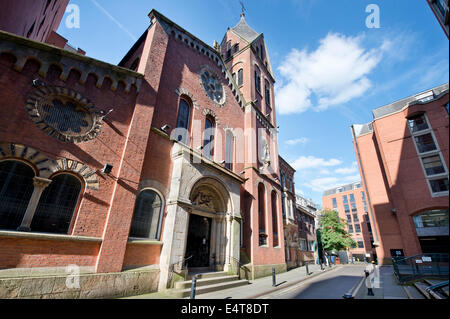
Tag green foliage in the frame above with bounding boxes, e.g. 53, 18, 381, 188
319, 209, 356, 252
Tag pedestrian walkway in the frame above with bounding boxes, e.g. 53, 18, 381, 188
124, 263, 339, 299
354, 265, 409, 299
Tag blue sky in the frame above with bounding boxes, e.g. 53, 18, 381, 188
58, 0, 449, 205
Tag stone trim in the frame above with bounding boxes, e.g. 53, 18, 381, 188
0, 230, 102, 242
25, 85, 104, 143
127, 238, 164, 245
175, 87, 199, 110
0, 142, 99, 190
199, 65, 227, 107
0, 30, 143, 93
202, 108, 221, 126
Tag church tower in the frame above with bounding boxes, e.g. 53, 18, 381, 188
220, 13, 286, 277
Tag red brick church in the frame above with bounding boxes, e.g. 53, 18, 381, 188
0, 3, 288, 298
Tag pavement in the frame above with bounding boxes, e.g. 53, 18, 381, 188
124, 263, 340, 299
354, 265, 410, 299
124, 263, 413, 299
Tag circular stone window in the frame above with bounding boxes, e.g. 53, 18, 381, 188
200, 67, 226, 106
26, 86, 103, 143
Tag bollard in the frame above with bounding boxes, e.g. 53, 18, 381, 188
305, 262, 309, 275
272, 267, 276, 287
190, 275, 198, 299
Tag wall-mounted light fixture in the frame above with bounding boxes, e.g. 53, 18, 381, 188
161, 124, 171, 132
102, 164, 113, 174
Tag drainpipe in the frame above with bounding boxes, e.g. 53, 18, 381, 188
351, 125, 380, 246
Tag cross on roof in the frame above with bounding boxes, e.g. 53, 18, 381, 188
239, 1, 246, 17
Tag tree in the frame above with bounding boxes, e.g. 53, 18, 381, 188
319, 209, 356, 253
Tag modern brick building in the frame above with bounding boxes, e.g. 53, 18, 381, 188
0, 9, 287, 298
426, 0, 449, 38
322, 182, 376, 262
351, 83, 449, 265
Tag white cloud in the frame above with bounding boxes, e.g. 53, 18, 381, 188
276, 32, 385, 114
290, 156, 342, 170
303, 174, 360, 193
285, 137, 309, 145
335, 162, 358, 175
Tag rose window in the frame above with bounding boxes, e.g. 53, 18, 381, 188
200, 68, 226, 105
26, 86, 103, 143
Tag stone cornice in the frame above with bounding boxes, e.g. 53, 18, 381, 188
0, 230, 102, 243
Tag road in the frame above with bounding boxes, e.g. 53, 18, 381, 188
259, 264, 366, 299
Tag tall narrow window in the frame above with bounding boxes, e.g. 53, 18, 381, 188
129, 189, 163, 239
225, 130, 234, 170
258, 183, 267, 246
332, 198, 337, 209
176, 99, 191, 145
254, 67, 261, 93
32, 174, 81, 234
0, 161, 35, 230
237, 69, 243, 87
265, 80, 271, 107
271, 191, 279, 247
203, 117, 215, 160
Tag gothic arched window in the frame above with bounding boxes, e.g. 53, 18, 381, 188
129, 189, 164, 240
271, 191, 279, 247
237, 69, 243, 87
225, 130, 234, 171
31, 173, 82, 234
176, 98, 191, 145
258, 183, 267, 246
203, 116, 215, 160
0, 160, 35, 230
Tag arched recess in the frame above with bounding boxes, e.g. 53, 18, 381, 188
31, 172, 83, 234
129, 188, 165, 240
186, 176, 233, 270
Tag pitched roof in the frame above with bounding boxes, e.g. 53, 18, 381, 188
231, 15, 260, 43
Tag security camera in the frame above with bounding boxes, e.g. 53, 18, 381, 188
102, 163, 113, 174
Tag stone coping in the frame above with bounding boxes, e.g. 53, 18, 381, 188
0, 230, 102, 243
127, 238, 163, 245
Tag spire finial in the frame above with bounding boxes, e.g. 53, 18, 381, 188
240, 1, 246, 17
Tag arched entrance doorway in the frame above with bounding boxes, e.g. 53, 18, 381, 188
185, 178, 231, 272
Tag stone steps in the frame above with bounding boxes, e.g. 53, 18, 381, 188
174, 275, 239, 290
169, 272, 249, 298
186, 271, 228, 280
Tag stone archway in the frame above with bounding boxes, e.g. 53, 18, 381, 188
186, 178, 231, 272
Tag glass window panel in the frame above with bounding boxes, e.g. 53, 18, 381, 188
343, 195, 348, 204
176, 99, 191, 144
344, 204, 350, 214
348, 225, 353, 233
129, 190, 162, 239
32, 174, 81, 234
238, 69, 243, 86
414, 133, 437, 153
203, 118, 214, 160
422, 155, 445, 176
0, 161, 35, 230
349, 194, 355, 203
355, 223, 361, 233
429, 178, 449, 193
408, 114, 429, 133
414, 209, 448, 228
358, 240, 364, 248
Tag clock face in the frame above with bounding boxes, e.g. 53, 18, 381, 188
200, 68, 226, 105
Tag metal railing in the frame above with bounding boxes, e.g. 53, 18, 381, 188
167, 255, 193, 288
426, 280, 449, 299
229, 256, 250, 280
392, 253, 449, 283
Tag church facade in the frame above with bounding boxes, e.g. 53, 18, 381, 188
0, 9, 287, 295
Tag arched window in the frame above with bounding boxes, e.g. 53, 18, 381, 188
176, 98, 191, 145
31, 174, 82, 234
225, 130, 234, 170
258, 183, 267, 246
237, 69, 243, 87
0, 160, 35, 230
203, 116, 215, 160
129, 189, 164, 239
271, 191, 279, 247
